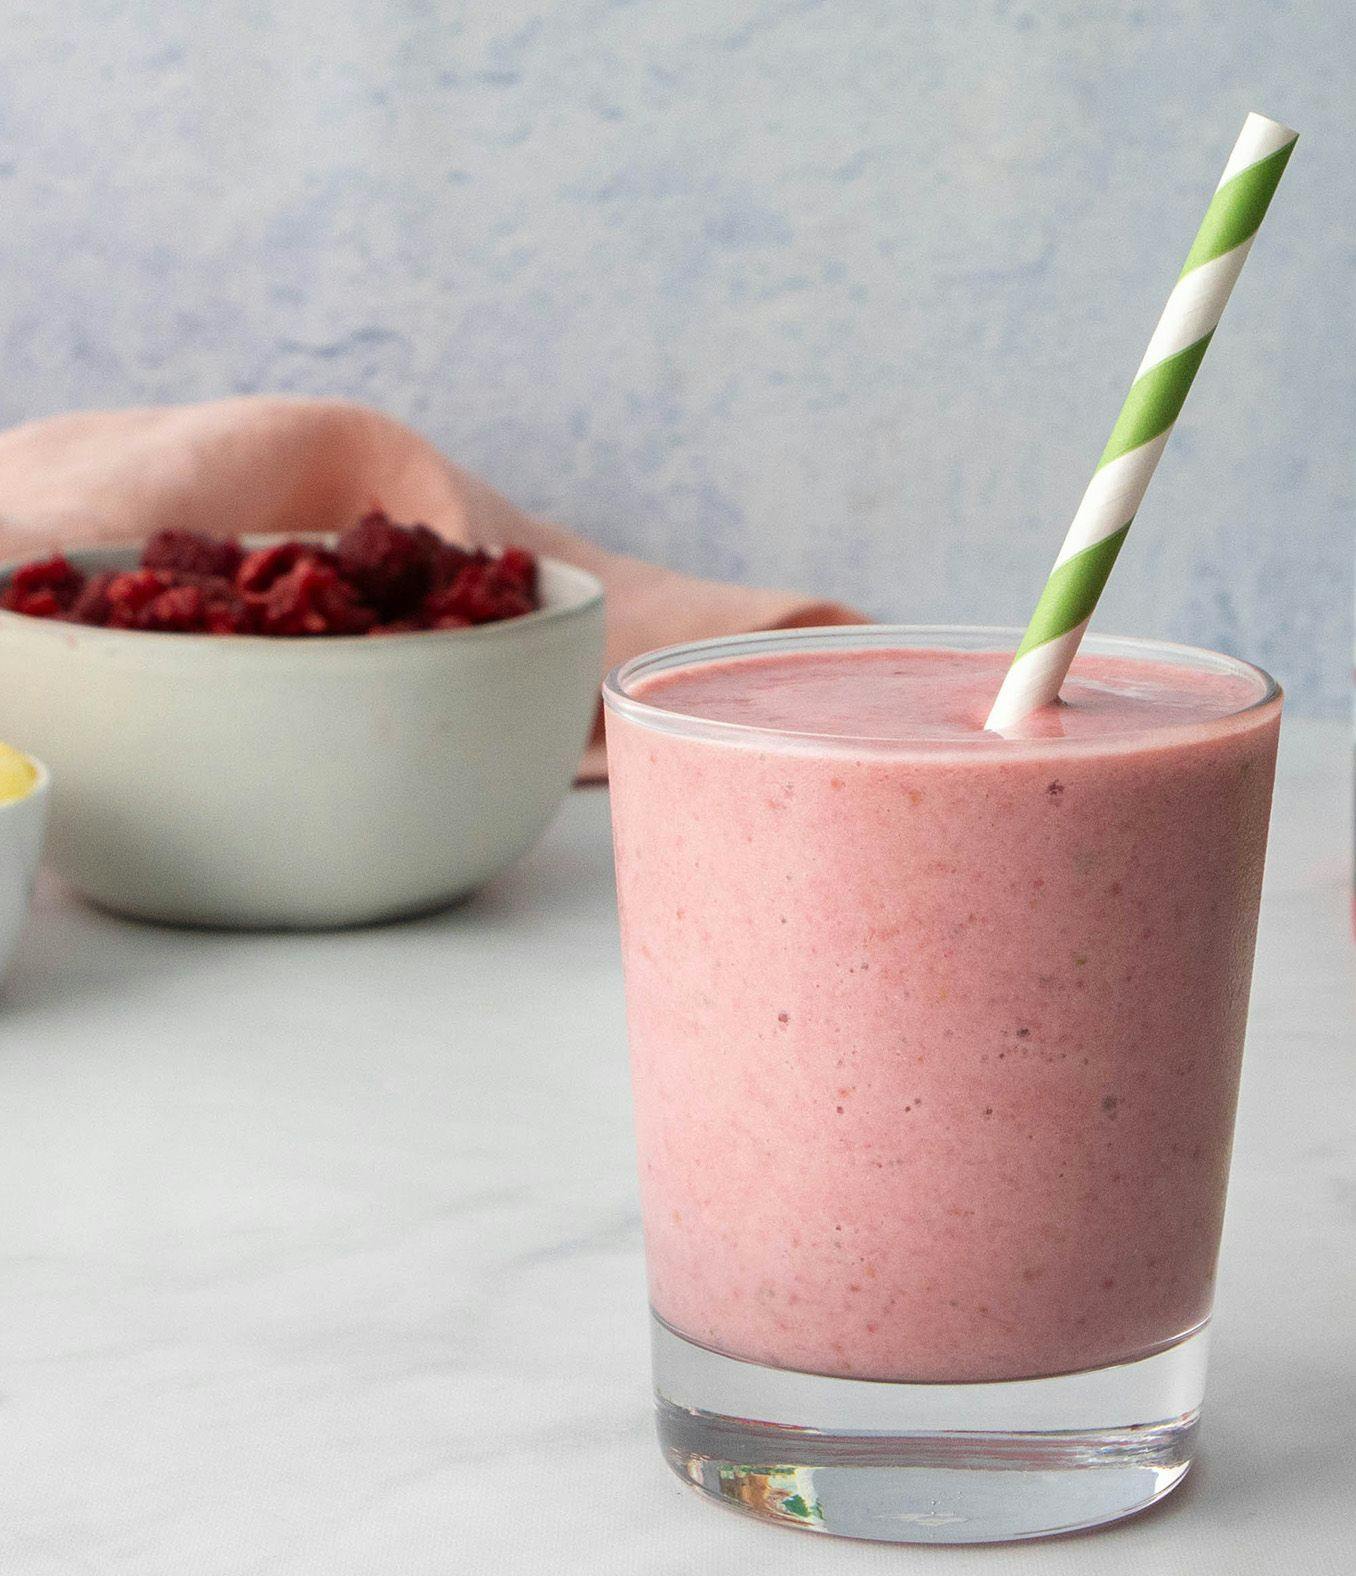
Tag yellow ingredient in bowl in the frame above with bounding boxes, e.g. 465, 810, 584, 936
0, 742, 37, 804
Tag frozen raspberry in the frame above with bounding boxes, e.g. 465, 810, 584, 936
495, 546, 538, 596
335, 510, 441, 616
205, 602, 250, 635
142, 530, 244, 579
68, 571, 118, 625
104, 569, 179, 629
422, 556, 536, 625
1, 519, 536, 635
202, 581, 256, 635
1, 554, 84, 617
256, 560, 376, 636
428, 611, 473, 631
140, 584, 211, 633
367, 618, 423, 635
423, 533, 474, 592
237, 542, 335, 595
5, 587, 59, 617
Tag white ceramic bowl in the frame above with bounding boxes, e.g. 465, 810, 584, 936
0, 543, 604, 928
0, 758, 48, 980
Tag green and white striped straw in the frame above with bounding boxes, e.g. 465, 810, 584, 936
985, 112, 1298, 733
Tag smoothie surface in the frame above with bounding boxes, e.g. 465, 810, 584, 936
631, 646, 1267, 743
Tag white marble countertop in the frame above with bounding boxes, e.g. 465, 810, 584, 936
1, 720, 1351, 1575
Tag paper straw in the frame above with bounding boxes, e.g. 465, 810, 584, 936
985, 112, 1298, 733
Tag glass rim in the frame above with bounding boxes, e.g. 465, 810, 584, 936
601, 624, 1282, 757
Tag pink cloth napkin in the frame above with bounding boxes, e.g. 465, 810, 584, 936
0, 397, 866, 778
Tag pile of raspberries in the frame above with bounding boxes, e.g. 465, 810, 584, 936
0, 511, 540, 636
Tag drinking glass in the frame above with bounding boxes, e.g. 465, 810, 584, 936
603, 626, 1281, 1543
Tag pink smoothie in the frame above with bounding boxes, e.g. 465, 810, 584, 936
606, 640, 1280, 1383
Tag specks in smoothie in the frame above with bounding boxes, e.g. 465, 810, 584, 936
1101, 1094, 1119, 1119
830, 777, 845, 791
1101, 1277, 1116, 1291
906, 787, 924, 806
777, 1011, 790, 1026
1046, 780, 1065, 799
835, 1105, 845, 1115
982, 1106, 994, 1118
1072, 847, 1103, 877
1016, 1026, 1031, 1039
1072, 953, 1088, 968
1021, 1265, 1044, 1283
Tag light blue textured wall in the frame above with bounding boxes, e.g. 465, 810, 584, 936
0, 1, 1349, 712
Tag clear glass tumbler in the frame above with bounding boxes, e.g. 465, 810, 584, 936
603, 626, 1281, 1544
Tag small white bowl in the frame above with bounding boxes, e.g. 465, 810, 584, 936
0, 758, 49, 980
0, 543, 604, 928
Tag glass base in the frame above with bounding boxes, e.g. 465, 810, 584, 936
652, 1313, 1208, 1544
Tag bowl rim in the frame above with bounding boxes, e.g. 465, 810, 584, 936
0, 536, 604, 651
